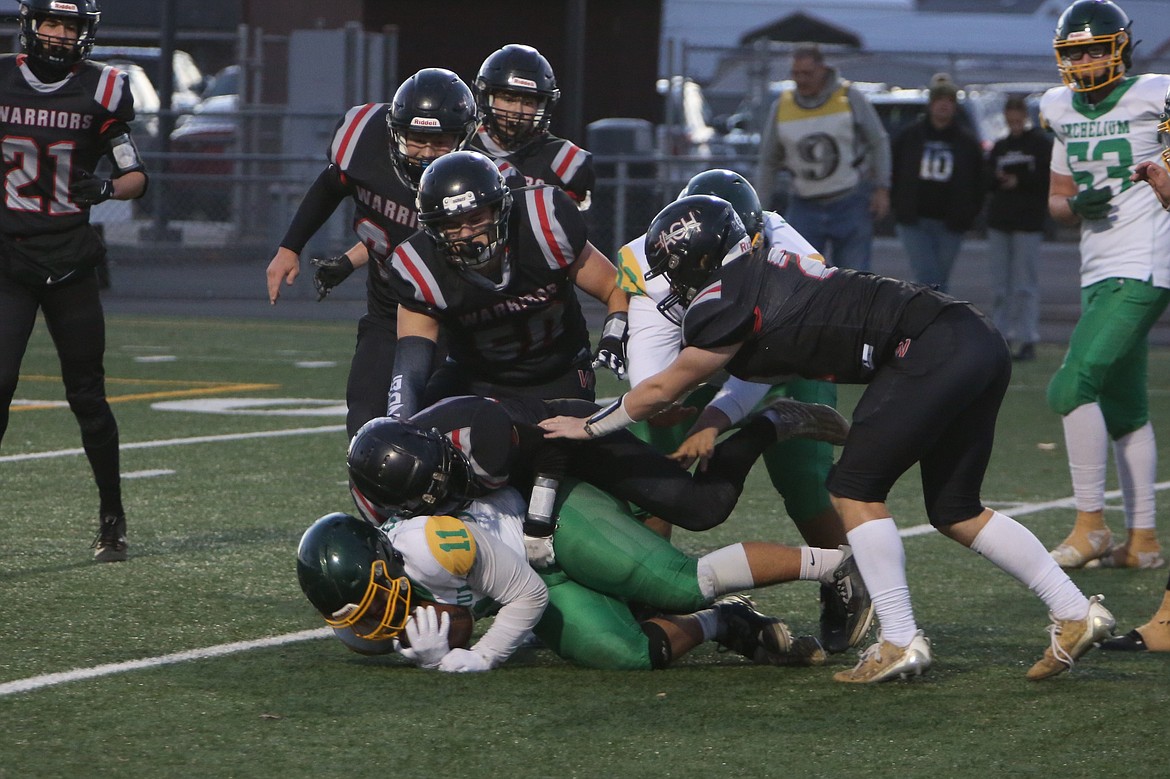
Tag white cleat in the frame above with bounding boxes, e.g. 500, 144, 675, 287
1027, 594, 1115, 680
1049, 527, 1113, 569
833, 630, 932, 683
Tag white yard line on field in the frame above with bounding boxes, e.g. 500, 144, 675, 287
0, 425, 347, 463
4, 423, 1170, 698
0, 629, 331, 697
123, 469, 176, 479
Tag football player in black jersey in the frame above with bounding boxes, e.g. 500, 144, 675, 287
541, 195, 1116, 683
0, 0, 148, 563
385, 150, 627, 419
264, 68, 476, 436
341, 399, 872, 665
469, 44, 594, 209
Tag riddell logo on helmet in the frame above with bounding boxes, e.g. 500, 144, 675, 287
652, 210, 701, 253
49, 1, 80, 10
507, 76, 538, 90
442, 191, 477, 212
331, 603, 360, 620
410, 117, 441, 128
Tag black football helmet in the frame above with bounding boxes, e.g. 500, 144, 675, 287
475, 44, 561, 150
19, 0, 101, 74
387, 68, 478, 190
296, 512, 414, 641
347, 416, 475, 524
1053, 0, 1133, 92
416, 150, 513, 270
681, 169, 765, 243
644, 195, 754, 325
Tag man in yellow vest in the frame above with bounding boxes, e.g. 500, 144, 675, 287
755, 44, 890, 272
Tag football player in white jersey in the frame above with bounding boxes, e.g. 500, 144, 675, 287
1041, 0, 1170, 571
296, 478, 866, 672
1099, 96, 1170, 652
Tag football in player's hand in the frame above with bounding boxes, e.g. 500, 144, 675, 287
398, 600, 475, 649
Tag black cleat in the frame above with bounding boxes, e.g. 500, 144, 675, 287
820, 545, 874, 654
714, 594, 825, 666
757, 397, 850, 446
91, 513, 128, 563
1099, 628, 1148, 652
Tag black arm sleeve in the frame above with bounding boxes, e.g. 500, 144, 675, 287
278, 165, 352, 253
387, 335, 435, 419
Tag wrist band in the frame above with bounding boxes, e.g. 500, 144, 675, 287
600, 311, 629, 341
583, 394, 634, 438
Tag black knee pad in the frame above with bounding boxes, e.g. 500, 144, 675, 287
639, 621, 674, 670
76, 407, 116, 444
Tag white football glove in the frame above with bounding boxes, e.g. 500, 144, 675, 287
393, 605, 451, 669
523, 533, 556, 569
437, 647, 492, 673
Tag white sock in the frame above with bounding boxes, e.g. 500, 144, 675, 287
800, 546, 845, 584
845, 518, 918, 647
1113, 422, 1157, 531
694, 608, 721, 642
970, 511, 1090, 621
696, 544, 754, 600
1062, 403, 1109, 512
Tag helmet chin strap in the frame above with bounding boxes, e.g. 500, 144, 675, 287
24, 50, 73, 82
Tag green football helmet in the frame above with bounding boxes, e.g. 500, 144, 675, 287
1053, 0, 1133, 93
296, 512, 414, 641
680, 169, 765, 244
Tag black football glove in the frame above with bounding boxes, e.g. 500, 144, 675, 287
69, 170, 115, 206
1067, 186, 1112, 220
591, 311, 628, 380
311, 254, 355, 301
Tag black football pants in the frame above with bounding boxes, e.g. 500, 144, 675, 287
0, 268, 122, 515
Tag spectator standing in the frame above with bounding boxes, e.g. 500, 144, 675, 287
754, 44, 890, 271
891, 73, 985, 292
985, 95, 1052, 361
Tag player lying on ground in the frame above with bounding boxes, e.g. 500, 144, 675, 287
297, 475, 871, 672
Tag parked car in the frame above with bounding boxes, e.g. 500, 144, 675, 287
91, 45, 205, 112
167, 66, 240, 221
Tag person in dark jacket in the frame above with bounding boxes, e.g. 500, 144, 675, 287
985, 96, 1052, 361
891, 73, 985, 292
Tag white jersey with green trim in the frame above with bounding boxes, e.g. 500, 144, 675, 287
619, 211, 822, 410
1041, 74, 1170, 288
378, 488, 546, 668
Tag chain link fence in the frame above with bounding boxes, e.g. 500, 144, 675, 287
95, 106, 763, 264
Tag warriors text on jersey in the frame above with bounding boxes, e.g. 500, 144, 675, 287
328, 103, 422, 316
1041, 74, 1170, 288
682, 245, 954, 383
469, 127, 594, 206
386, 184, 592, 384
0, 54, 134, 275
